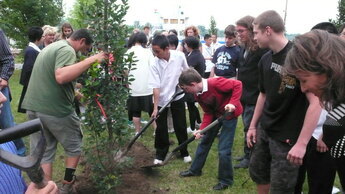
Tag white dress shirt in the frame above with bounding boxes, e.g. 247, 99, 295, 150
148, 50, 188, 107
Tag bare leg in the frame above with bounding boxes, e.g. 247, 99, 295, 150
133, 117, 141, 133
41, 163, 53, 180
257, 184, 270, 194
65, 156, 80, 169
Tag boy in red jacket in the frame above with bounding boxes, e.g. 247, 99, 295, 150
178, 68, 243, 190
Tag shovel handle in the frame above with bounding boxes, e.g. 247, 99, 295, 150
158, 90, 184, 115
0, 119, 42, 144
170, 111, 233, 154
125, 90, 184, 150
27, 166, 48, 189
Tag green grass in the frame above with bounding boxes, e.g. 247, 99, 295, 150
136, 113, 257, 193
9, 69, 342, 193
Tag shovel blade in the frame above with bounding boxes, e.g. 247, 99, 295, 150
141, 163, 164, 169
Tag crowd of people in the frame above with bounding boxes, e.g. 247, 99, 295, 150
118, 10, 345, 193
1, 8, 345, 193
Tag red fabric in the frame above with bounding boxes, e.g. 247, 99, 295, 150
195, 77, 243, 130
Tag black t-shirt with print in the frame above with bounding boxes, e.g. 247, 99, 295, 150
259, 41, 309, 144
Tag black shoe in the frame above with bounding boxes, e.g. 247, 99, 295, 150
179, 170, 201, 177
213, 183, 229, 190
234, 158, 249, 169
233, 155, 245, 161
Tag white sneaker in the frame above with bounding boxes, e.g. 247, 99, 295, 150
168, 128, 174, 133
332, 186, 340, 194
183, 155, 192, 163
141, 120, 148, 124
187, 127, 194, 133
195, 122, 201, 130
153, 159, 163, 165
134, 132, 141, 138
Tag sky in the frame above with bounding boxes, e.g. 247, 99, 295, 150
63, 0, 339, 34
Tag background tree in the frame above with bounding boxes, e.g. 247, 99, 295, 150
197, 25, 207, 37
80, 0, 133, 192
143, 22, 153, 29
0, 0, 63, 48
330, 0, 345, 29
208, 16, 218, 36
68, 0, 95, 29
132, 20, 141, 29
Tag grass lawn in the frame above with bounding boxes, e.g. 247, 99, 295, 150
9, 69, 341, 193
138, 121, 258, 193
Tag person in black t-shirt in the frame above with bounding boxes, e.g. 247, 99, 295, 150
246, 10, 321, 193
285, 29, 345, 192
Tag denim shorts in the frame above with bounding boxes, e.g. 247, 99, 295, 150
27, 111, 82, 163
249, 126, 299, 193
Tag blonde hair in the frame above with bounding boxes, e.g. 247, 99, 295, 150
42, 25, 57, 36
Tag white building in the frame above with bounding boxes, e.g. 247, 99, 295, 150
152, 5, 189, 37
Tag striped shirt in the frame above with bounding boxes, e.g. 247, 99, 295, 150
0, 142, 27, 193
0, 29, 15, 81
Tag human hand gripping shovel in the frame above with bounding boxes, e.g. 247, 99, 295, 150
114, 90, 185, 162
0, 119, 48, 189
141, 111, 233, 169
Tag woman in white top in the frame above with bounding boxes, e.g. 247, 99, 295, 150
126, 32, 156, 135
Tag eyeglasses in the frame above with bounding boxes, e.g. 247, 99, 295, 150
236, 29, 248, 34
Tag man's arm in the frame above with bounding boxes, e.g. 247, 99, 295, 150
209, 66, 215, 77
151, 88, 160, 118
287, 92, 321, 165
0, 30, 14, 88
55, 52, 106, 84
247, 92, 266, 148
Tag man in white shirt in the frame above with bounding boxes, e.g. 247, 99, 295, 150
202, 34, 215, 78
211, 34, 222, 53
149, 35, 192, 164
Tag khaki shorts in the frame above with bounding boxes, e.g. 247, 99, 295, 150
27, 111, 82, 163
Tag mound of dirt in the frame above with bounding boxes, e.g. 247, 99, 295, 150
74, 142, 167, 194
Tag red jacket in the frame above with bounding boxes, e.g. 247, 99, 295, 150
195, 77, 243, 130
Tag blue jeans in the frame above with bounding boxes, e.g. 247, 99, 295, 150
189, 118, 237, 185
0, 87, 26, 155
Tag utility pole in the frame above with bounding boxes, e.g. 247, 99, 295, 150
284, 0, 288, 25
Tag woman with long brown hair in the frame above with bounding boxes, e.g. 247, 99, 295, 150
285, 29, 345, 191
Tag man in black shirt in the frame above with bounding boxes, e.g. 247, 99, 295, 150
246, 10, 321, 193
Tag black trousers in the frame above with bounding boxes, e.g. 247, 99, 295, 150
155, 98, 189, 160
186, 101, 201, 130
295, 137, 336, 194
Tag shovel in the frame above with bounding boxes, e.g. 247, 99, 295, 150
0, 119, 47, 189
141, 111, 233, 169
114, 90, 185, 161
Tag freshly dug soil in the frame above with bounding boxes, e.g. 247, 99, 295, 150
74, 142, 168, 194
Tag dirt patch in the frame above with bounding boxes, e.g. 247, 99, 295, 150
74, 142, 168, 194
